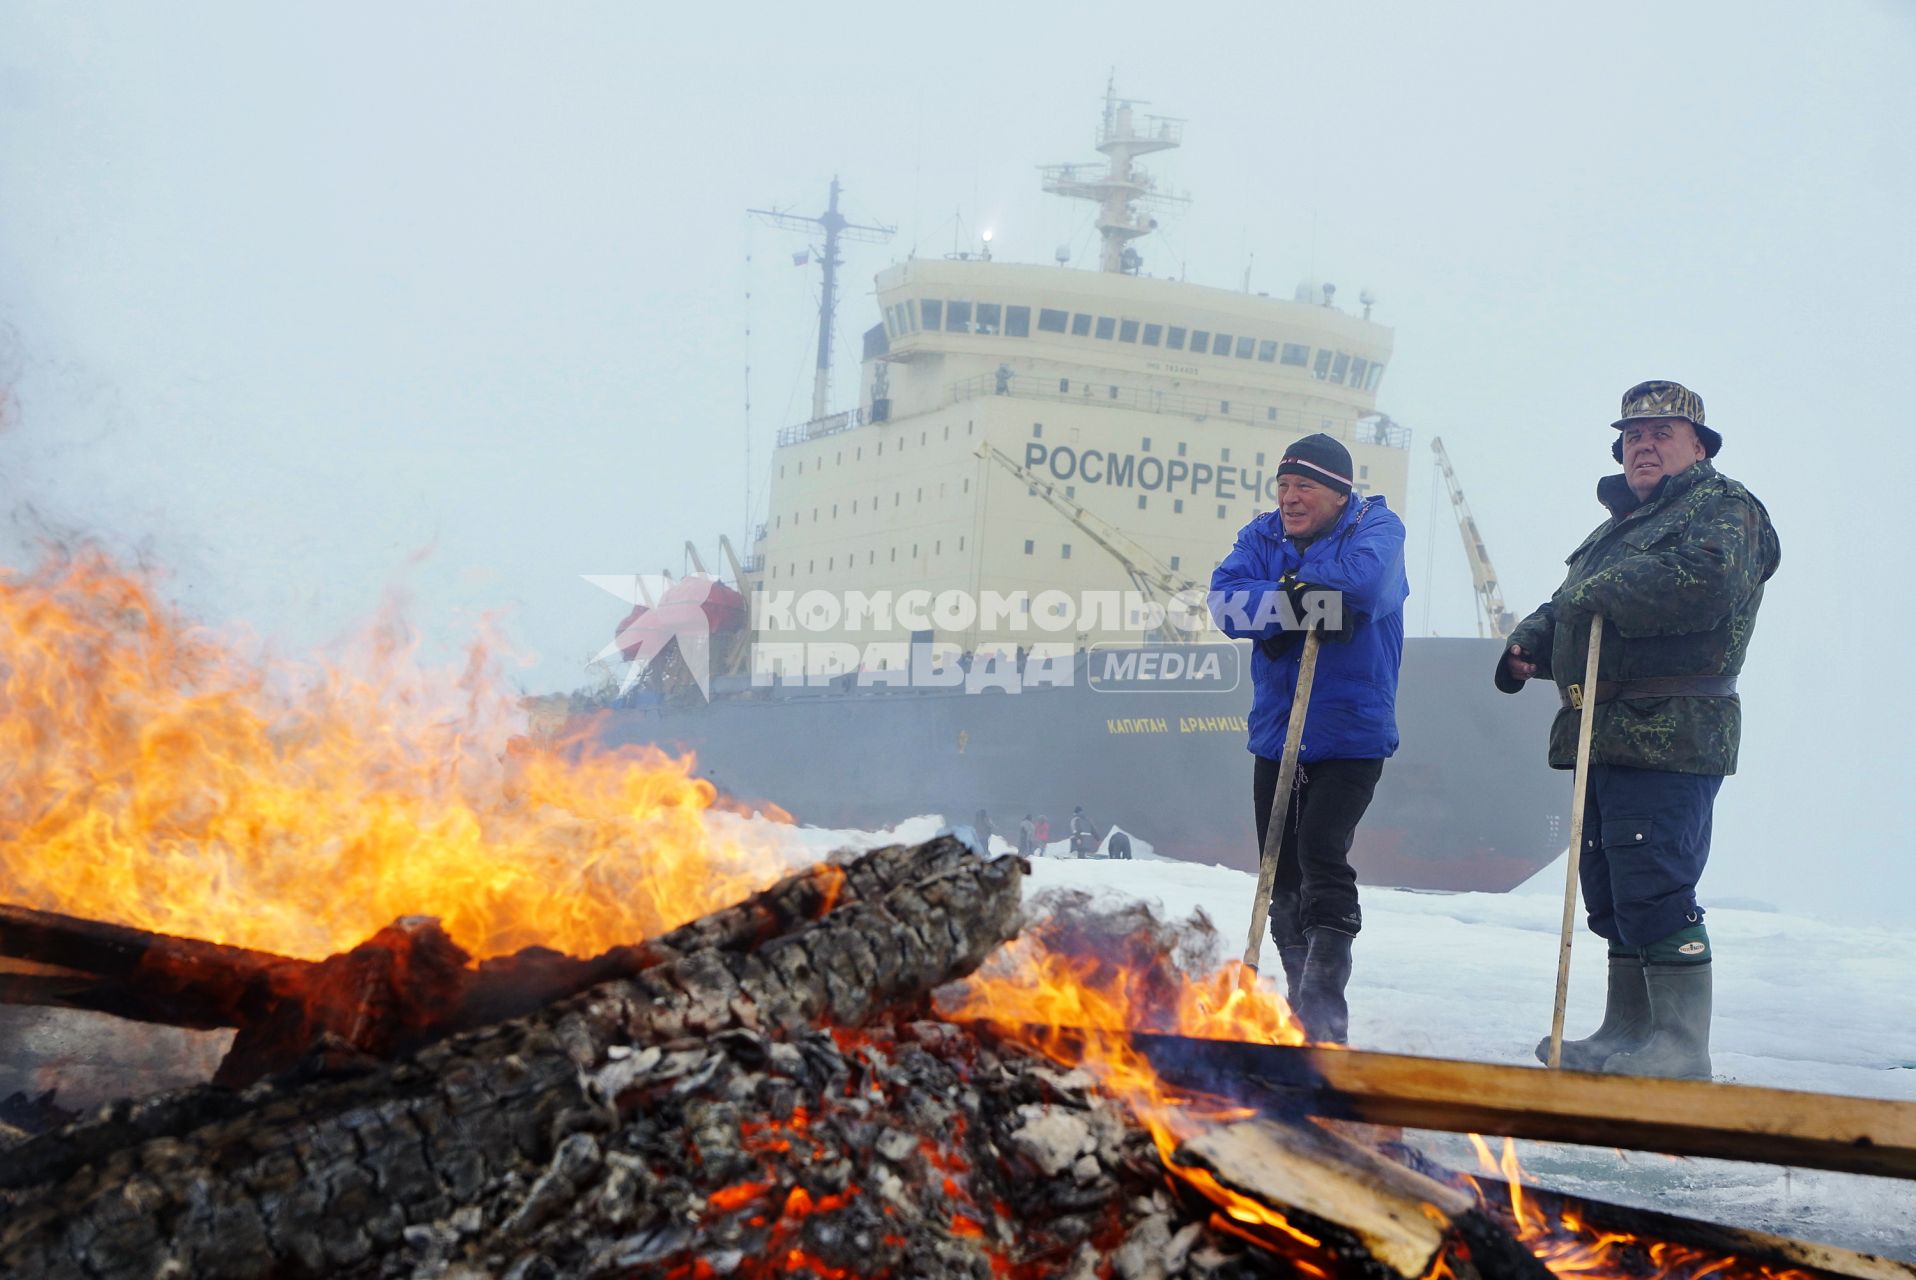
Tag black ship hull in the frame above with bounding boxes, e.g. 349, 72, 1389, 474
587, 636, 1569, 892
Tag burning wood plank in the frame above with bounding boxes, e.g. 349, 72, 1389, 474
1454, 1167, 1916, 1280
1172, 1116, 1551, 1280
1127, 1032, 1916, 1181
0, 901, 307, 1030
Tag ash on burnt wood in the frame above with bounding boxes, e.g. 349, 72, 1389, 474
449, 1017, 1298, 1280
0, 839, 1025, 1278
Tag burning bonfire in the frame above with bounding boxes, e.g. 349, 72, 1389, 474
1, 550, 1910, 1280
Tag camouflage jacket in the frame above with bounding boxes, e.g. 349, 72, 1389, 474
1494, 460, 1780, 774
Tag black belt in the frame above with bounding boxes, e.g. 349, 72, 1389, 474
1562, 676, 1738, 710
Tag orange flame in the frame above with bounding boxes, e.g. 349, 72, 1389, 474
941, 898, 1316, 1250
1463, 1136, 1819, 1280
0, 549, 797, 960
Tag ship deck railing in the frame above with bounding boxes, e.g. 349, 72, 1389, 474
945, 372, 1412, 448
775, 407, 865, 448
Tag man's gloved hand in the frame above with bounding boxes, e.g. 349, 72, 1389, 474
1258, 630, 1303, 661
1288, 582, 1358, 642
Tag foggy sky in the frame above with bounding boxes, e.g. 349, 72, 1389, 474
4, 1, 1914, 923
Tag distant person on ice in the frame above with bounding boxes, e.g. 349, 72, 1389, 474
1208, 433, 1408, 1045
1497, 380, 1779, 1079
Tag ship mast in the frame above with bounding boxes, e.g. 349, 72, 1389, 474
749, 178, 895, 421
1040, 78, 1188, 274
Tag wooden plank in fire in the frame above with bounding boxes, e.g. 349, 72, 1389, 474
0, 901, 307, 1029
1173, 1115, 1552, 1280
1124, 1031, 1916, 1182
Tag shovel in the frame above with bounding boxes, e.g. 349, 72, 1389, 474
1242, 629, 1323, 971
1544, 614, 1604, 1069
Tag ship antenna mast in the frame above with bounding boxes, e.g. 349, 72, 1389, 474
749, 177, 895, 421
1039, 79, 1189, 274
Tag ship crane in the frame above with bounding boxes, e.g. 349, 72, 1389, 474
1429, 435, 1518, 638
976, 443, 1205, 642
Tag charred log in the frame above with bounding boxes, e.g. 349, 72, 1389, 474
0, 840, 1020, 1278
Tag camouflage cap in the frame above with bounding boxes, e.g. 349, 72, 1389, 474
1610, 379, 1722, 459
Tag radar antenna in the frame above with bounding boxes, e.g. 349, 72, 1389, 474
749, 178, 895, 421
1038, 78, 1189, 274
1430, 436, 1518, 638
976, 443, 1206, 642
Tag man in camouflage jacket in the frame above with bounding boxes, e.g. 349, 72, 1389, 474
1496, 380, 1779, 1079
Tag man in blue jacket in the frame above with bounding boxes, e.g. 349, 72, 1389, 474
1208, 433, 1408, 1043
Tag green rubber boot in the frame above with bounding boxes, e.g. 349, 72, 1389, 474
1605, 961, 1713, 1080
1534, 951, 1650, 1070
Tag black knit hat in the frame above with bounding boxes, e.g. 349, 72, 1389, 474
1277, 433, 1354, 496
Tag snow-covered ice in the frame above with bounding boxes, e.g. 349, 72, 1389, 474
744, 811, 1916, 1261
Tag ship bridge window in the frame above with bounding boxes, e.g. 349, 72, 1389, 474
1329, 353, 1350, 385
1313, 349, 1333, 380
922, 299, 943, 330
975, 302, 1001, 335
1005, 305, 1030, 337
1349, 356, 1368, 387
1071, 313, 1092, 336
1190, 329, 1210, 352
1366, 363, 1385, 391
1167, 326, 1187, 350
1118, 319, 1139, 342
1234, 336, 1255, 359
1257, 340, 1278, 363
906, 299, 919, 331
946, 301, 972, 333
1142, 323, 1162, 346
1213, 333, 1234, 356
1038, 308, 1068, 333
1281, 343, 1310, 367
1094, 316, 1116, 340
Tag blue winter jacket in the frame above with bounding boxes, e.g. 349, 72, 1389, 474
1208, 495, 1408, 762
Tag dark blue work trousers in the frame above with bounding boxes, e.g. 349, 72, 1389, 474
1579, 764, 1724, 948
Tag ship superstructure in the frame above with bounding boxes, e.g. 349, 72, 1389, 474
753, 90, 1408, 661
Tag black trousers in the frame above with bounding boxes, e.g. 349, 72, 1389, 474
1253, 756, 1384, 944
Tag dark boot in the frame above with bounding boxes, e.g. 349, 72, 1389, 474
1604, 962, 1712, 1079
1534, 952, 1650, 1070
1296, 927, 1354, 1045
1277, 945, 1309, 1012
